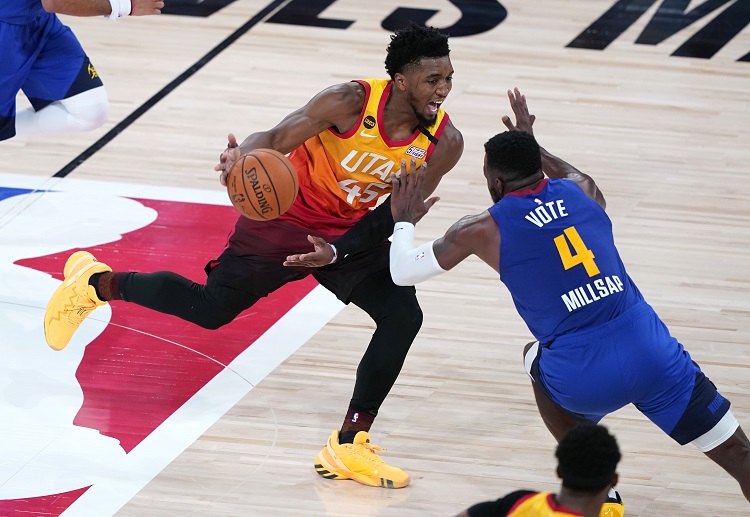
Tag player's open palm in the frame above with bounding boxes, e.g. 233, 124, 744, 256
390, 159, 439, 225
283, 235, 335, 268
502, 87, 536, 135
131, 0, 165, 15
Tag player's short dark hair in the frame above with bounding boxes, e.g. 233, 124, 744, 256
484, 131, 542, 183
556, 424, 621, 493
385, 23, 450, 79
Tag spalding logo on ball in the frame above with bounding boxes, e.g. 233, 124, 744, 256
227, 149, 299, 221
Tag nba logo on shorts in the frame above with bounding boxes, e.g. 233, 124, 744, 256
405, 146, 426, 160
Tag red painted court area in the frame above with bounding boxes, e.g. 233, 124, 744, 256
4, 197, 317, 515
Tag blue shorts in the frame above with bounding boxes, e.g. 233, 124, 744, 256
529, 302, 730, 445
0, 11, 103, 140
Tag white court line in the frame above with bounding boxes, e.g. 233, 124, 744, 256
0, 174, 345, 514
0, 173, 231, 206
60, 284, 343, 517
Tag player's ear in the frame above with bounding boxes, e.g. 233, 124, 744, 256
393, 73, 407, 91
495, 177, 506, 197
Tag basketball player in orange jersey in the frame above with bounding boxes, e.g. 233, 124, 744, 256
44, 23, 463, 489
454, 424, 621, 517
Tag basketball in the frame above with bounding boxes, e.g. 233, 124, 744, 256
226, 149, 299, 221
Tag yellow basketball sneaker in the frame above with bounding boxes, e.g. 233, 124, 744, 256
314, 430, 410, 488
44, 251, 111, 351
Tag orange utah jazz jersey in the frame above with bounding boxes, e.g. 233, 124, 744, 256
506, 492, 583, 516
278, 78, 450, 235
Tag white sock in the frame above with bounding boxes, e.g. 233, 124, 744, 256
15, 87, 109, 137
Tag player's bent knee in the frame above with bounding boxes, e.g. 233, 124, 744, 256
392, 303, 423, 334
693, 410, 740, 453
382, 293, 423, 337
62, 87, 109, 131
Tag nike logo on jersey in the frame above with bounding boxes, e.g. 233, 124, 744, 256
360, 130, 378, 138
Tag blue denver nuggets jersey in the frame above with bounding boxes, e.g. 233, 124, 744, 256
489, 178, 643, 343
0, 0, 44, 23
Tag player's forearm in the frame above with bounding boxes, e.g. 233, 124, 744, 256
238, 132, 276, 153
238, 130, 304, 157
541, 147, 606, 208
540, 147, 585, 180
42, 0, 116, 16
389, 222, 445, 286
332, 197, 394, 259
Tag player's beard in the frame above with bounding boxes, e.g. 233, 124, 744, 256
489, 184, 502, 203
408, 93, 437, 128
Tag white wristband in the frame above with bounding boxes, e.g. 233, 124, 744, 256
107, 0, 131, 19
328, 244, 338, 264
389, 222, 445, 286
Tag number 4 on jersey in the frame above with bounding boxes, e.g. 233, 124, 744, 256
554, 226, 600, 277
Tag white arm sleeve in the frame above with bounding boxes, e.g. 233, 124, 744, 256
389, 222, 446, 286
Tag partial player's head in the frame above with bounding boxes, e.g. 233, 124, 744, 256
555, 424, 621, 495
483, 130, 542, 202
385, 23, 452, 128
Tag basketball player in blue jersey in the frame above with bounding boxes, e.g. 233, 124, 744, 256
388, 88, 750, 513
0, 0, 163, 141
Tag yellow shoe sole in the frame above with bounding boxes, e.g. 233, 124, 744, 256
313, 452, 409, 488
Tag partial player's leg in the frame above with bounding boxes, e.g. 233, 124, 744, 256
343, 269, 421, 434
629, 307, 750, 502
0, 17, 37, 140
523, 341, 625, 517
703, 426, 750, 501
652, 372, 750, 501
643, 363, 750, 502
312, 248, 421, 488
523, 341, 579, 441
44, 249, 306, 350
15, 15, 107, 138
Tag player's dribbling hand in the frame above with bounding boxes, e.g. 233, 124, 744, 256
502, 87, 536, 135
284, 235, 335, 268
215, 133, 242, 187
390, 158, 439, 225
131, 0, 165, 15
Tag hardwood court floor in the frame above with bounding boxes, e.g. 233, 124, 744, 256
1, 1, 749, 516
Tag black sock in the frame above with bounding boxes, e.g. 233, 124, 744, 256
89, 272, 104, 299
338, 430, 358, 444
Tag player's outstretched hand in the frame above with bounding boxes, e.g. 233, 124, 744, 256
284, 235, 335, 268
390, 158, 439, 225
215, 133, 243, 187
132, 0, 165, 15
502, 87, 536, 135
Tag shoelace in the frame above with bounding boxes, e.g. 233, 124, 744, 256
353, 441, 386, 467
65, 291, 97, 324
